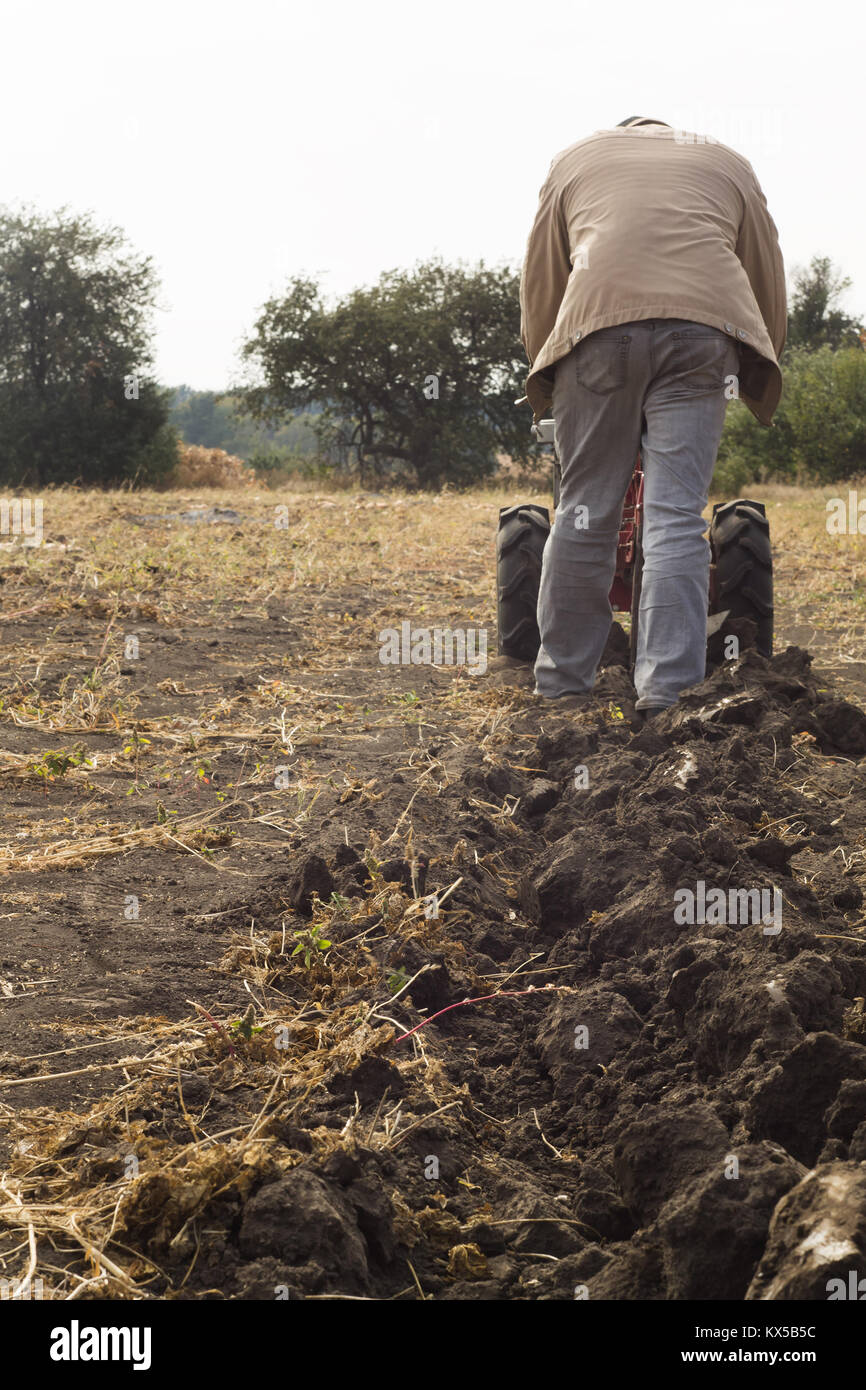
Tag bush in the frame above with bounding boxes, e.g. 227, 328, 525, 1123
715, 346, 866, 485
782, 346, 866, 482
246, 451, 342, 487
0, 377, 179, 489
710, 451, 757, 496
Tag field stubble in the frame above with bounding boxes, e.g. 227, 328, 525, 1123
0, 481, 864, 1301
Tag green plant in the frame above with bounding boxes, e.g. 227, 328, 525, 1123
29, 747, 92, 784
291, 923, 332, 968
123, 729, 151, 792
230, 1006, 263, 1041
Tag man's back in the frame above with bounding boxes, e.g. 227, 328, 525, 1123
520, 123, 786, 427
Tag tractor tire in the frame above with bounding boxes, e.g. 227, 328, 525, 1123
709, 498, 773, 657
496, 503, 550, 661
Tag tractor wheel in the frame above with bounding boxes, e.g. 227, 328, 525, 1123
496, 503, 550, 661
709, 499, 773, 657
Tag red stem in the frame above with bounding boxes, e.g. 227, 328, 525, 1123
191, 1002, 237, 1057
392, 982, 571, 1043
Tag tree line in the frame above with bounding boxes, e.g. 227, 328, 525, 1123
0, 204, 863, 490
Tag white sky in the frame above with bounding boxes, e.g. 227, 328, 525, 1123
4, 0, 864, 390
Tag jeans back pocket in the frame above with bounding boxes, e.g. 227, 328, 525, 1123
669, 327, 739, 393
574, 331, 631, 395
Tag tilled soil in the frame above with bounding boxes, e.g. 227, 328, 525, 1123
208, 643, 866, 1302
7, 633, 865, 1301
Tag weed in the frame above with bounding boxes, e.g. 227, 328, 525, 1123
28, 746, 93, 785
291, 923, 332, 968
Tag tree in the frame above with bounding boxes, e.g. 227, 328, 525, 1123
0, 205, 178, 487
715, 344, 866, 486
785, 255, 866, 353
234, 259, 535, 489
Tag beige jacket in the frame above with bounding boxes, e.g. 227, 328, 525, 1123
519, 123, 786, 424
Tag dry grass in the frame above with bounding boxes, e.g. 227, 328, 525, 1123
0, 863, 477, 1299
0, 479, 862, 880
167, 445, 259, 490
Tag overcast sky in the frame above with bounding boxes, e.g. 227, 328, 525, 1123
4, 0, 864, 390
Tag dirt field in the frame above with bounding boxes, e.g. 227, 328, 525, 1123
0, 481, 865, 1301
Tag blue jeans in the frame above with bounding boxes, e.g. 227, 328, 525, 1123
534, 319, 739, 709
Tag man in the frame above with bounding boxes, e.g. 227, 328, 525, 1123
519, 116, 786, 716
